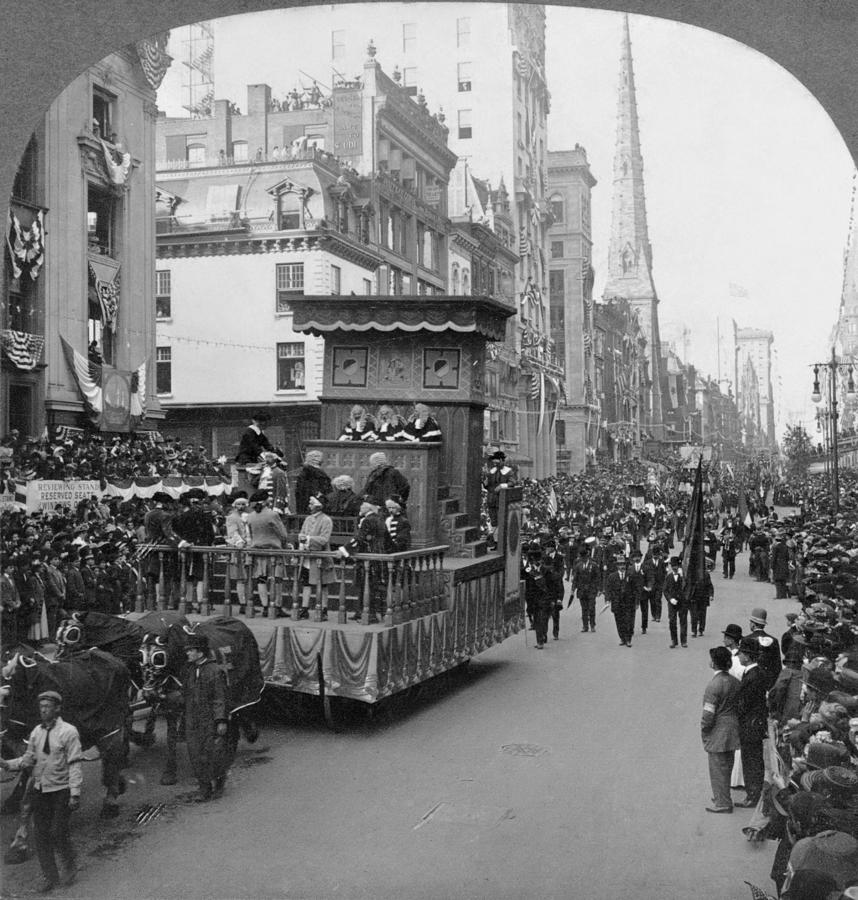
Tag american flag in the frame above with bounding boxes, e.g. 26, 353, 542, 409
0, 329, 45, 371
547, 486, 558, 516
518, 227, 531, 258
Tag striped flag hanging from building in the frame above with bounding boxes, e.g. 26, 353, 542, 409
547, 486, 558, 517
518, 227, 531, 258
0, 329, 45, 371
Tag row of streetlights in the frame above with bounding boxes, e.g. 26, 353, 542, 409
810, 347, 856, 513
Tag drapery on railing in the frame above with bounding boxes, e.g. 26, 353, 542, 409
135, 544, 448, 627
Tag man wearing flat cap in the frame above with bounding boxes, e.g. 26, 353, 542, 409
183, 632, 231, 802
0, 691, 82, 890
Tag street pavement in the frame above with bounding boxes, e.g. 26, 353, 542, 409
2, 544, 793, 900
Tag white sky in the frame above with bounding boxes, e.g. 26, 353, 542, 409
158, 5, 856, 440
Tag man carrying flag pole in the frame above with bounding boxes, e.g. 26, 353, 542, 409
683, 458, 711, 638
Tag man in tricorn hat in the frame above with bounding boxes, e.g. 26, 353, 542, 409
183, 632, 231, 802
0, 691, 82, 890
235, 410, 274, 466
484, 450, 514, 551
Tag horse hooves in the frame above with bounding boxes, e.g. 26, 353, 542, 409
159, 773, 177, 786
100, 804, 120, 820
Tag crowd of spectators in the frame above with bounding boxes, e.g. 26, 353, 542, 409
0, 429, 230, 486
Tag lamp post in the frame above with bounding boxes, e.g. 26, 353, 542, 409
811, 347, 856, 513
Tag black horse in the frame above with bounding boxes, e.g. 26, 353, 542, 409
1, 647, 130, 821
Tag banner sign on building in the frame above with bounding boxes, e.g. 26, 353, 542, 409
332, 88, 363, 158
25, 480, 102, 513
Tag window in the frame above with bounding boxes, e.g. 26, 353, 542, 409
549, 270, 565, 302
231, 141, 248, 162
87, 184, 115, 256
92, 87, 114, 141
156, 347, 172, 394
275, 262, 304, 313
402, 22, 416, 53
331, 264, 341, 295
456, 17, 471, 47
277, 342, 305, 390
550, 197, 564, 223
156, 270, 171, 319
331, 30, 346, 60
458, 109, 472, 140
363, 278, 372, 295
457, 62, 472, 92
551, 241, 564, 260
187, 143, 206, 167
403, 67, 418, 97
451, 264, 460, 294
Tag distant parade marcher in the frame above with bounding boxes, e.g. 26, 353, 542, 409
689, 561, 714, 639
522, 543, 551, 649
235, 410, 274, 465
720, 527, 737, 579
571, 541, 600, 633
627, 548, 648, 634
402, 403, 442, 442
701, 646, 741, 814
484, 450, 514, 551
182, 632, 232, 803
295, 450, 332, 514
664, 556, 688, 648
0, 691, 83, 891
642, 544, 666, 623
337, 404, 379, 442
605, 550, 636, 647
542, 541, 565, 640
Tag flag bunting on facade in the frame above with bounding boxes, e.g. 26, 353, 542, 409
88, 260, 121, 331
99, 139, 132, 187
135, 33, 172, 90
52, 425, 86, 442
0, 329, 45, 371
6, 209, 45, 281
537, 369, 546, 435
518, 226, 531, 258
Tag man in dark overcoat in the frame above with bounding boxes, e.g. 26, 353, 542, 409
604, 551, 636, 647
664, 556, 687, 648
294, 450, 333, 514
701, 645, 741, 813
183, 632, 232, 803
571, 544, 601, 633
736, 637, 768, 808
770, 533, 790, 599
643, 544, 666, 623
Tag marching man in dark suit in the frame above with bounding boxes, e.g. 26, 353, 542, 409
627, 549, 648, 635
570, 544, 601, 633
643, 544, 667, 623
701, 645, 741, 813
664, 555, 687, 648
605, 550, 636, 647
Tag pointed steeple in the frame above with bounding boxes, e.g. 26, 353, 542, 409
603, 14, 655, 301
602, 14, 664, 432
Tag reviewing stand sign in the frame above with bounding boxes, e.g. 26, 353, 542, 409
23, 480, 102, 513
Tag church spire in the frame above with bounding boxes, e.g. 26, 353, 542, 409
603, 13, 655, 300
602, 14, 664, 433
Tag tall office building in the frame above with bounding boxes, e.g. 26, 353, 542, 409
736, 327, 775, 447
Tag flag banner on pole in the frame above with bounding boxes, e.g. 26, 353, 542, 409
682, 458, 706, 603
547, 486, 558, 517
88, 259, 121, 331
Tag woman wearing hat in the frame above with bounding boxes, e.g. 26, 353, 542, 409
297, 495, 335, 620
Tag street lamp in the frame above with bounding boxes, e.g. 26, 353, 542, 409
810, 347, 856, 513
